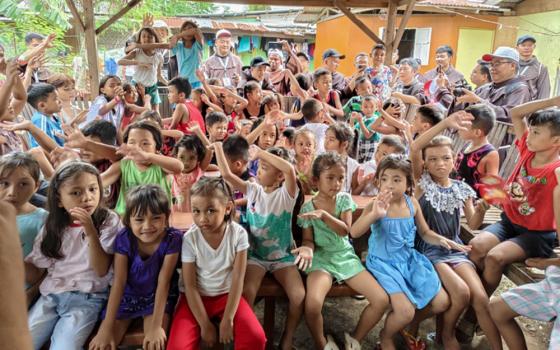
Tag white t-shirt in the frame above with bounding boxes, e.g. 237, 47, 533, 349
360, 160, 378, 196
301, 122, 329, 154
344, 156, 360, 194
133, 48, 163, 87
181, 221, 249, 296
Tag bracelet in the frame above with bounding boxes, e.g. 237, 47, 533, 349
114, 96, 121, 103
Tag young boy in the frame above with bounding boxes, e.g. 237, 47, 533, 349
489, 167, 560, 350
343, 77, 374, 119
312, 68, 344, 119
205, 111, 229, 144
411, 104, 444, 139
300, 98, 335, 154
223, 135, 252, 229
26, 83, 63, 148
469, 96, 560, 295
350, 95, 382, 163
168, 76, 205, 134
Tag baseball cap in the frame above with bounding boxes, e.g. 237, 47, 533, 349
268, 49, 284, 60
482, 47, 519, 63
516, 34, 536, 46
322, 48, 345, 60
250, 56, 270, 68
215, 29, 232, 40
153, 20, 169, 29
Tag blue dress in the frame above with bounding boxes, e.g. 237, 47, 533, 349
104, 227, 182, 319
365, 195, 441, 309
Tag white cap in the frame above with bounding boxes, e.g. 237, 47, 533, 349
153, 20, 169, 29
216, 29, 232, 39
482, 47, 519, 63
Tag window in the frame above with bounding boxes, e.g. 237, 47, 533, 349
379, 27, 432, 65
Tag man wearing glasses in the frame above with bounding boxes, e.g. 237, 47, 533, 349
454, 47, 530, 122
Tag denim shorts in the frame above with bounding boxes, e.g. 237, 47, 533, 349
485, 213, 556, 258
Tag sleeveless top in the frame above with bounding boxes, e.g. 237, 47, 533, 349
455, 143, 495, 195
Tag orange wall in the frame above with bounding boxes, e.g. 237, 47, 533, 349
316, 14, 498, 76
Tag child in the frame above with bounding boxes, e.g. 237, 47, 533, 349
172, 135, 212, 212
168, 76, 206, 135
349, 95, 382, 163
351, 155, 468, 350
296, 152, 389, 349
489, 169, 560, 350
27, 83, 63, 148
241, 81, 264, 120
469, 97, 560, 295
293, 128, 317, 195
0, 61, 27, 155
101, 120, 184, 215
47, 73, 79, 125
85, 75, 125, 129
89, 185, 181, 350
169, 20, 204, 89
223, 135, 252, 229
312, 68, 344, 119
120, 82, 150, 132
324, 122, 359, 194
206, 111, 229, 143
208, 84, 248, 133
343, 77, 374, 118
410, 129, 501, 349
410, 105, 444, 139
300, 98, 335, 154
118, 27, 166, 112
245, 114, 280, 175
355, 135, 407, 197
25, 161, 121, 349
167, 177, 266, 350
214, 143, 305, 350
278, 126, 296, 150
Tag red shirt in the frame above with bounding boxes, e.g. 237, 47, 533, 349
503, 131, 560, 231
175, 100, 206, 135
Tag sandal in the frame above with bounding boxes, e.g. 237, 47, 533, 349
400, 330, 426, 350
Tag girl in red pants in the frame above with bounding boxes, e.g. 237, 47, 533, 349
167, 176, 266, 350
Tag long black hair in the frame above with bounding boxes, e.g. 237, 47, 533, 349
41, 161, 110, 259
123, 184, 171, 228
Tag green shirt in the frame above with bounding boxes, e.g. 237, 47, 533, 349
115, 159, 172, 215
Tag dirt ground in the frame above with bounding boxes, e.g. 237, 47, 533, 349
253, 276, 552, 349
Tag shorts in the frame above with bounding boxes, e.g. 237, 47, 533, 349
248, 257, 294, 273
132, 81, 161, 105
485, 212, 556, 258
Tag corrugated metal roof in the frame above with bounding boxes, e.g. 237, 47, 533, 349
417, 0, 500, 9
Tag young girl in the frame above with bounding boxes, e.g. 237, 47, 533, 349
89, 185, 181, 350
85, 75, 125, 129
214, 143, 305, 350
47, 73, 79, 125
324, 122, 359, 194
120, 83, 150, 132
169, 20, 204, 89
171, 135, 213, 212
167, 177, 266, 350
296, 152, 389, 350
101, 120, 184, 215
25, 161, 121, 349
293, 128, 317, 195
410, 130, 501, 349
118, 27, 166, 113
246, 114, 280, 175
350, 96, 382, 163
351, 155, 467, 350
242, 81, 264, 120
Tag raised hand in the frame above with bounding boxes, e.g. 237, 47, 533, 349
49, 147, 80, 169
0, 120, 33, 132
5, 60, 19, 82
143, 13, 154, 28
350, 111, 362, 124
117, 144, 151, 165
195, 68, 205, 82
61, 124, 88, 149
200, 94, 210, 105
456, 88, 481, 104
445, 110, 474, 131
248, 144, 260, 161
291, 246, 313, 271
281, 40, 291, 52
371, 190, 391, 219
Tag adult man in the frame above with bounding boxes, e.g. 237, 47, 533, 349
456, 47, 530, 122
321, 48, 347, 94
342, 52, 369, 100
202, 29, 243, 88
516, 34, 550, 100
267, 41, 303, 95
239, 56, 275, 93
423, 45, 468, 88
470, 60, 492, 89
393, 57, 428, 106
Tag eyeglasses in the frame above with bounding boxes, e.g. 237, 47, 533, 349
489, 60, 512, 68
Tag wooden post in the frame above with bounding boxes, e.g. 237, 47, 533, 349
384, 0, 398, 65
96, 0, 141, 35
393, 0, 415, 51
83, 0, 99, 95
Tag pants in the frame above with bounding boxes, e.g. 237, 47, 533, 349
167, 294, 266, 350
28, 291, 107, 350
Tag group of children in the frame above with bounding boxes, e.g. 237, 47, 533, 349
2, 26, 560, 350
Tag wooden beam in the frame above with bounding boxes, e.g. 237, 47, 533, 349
384, 0, 398, 65
83, 0, 99, 94
392, 0, 415, 49
65, 0, 85, 32
96, 0, 141, 35
194, 0, 391, 8
334, 0, 385, 45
